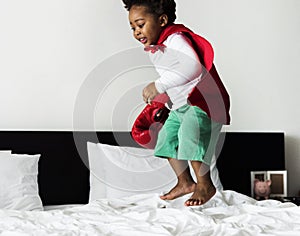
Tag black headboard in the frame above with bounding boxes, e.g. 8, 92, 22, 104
0, 131, 285, 205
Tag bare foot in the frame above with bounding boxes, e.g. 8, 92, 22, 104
160, 181, 196, 200
184, 182, 216, 206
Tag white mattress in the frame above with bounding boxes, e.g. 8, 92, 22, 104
1, 190, 300, 235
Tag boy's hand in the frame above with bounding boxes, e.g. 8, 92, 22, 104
143, 82, 159, 104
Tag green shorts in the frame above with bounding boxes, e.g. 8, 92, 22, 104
154, 104, 222, 166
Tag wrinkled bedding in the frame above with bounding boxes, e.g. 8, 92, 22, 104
1, 190, 300, 236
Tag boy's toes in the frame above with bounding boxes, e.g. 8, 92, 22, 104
184, 198, 202, 206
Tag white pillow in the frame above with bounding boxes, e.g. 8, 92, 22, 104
87, 142, 223, 201
0, 150, 12, 154
0, 153, 43, 211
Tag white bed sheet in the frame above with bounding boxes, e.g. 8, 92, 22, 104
43, 204, 84, 211
1, 190, 300, 236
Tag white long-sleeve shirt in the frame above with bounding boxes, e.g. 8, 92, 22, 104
150, 32, 203, 110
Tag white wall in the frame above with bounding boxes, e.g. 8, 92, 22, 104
1, 0, 300, 196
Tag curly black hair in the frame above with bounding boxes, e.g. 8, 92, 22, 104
122, 0, 176, 23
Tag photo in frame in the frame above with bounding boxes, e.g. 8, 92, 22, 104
250, 171, 268, 198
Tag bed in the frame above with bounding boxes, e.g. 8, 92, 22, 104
0, 131, 299, 235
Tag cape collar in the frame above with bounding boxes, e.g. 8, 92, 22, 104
156, 23, 214, 71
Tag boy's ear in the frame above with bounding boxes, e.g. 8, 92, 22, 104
159, 14, 168, 27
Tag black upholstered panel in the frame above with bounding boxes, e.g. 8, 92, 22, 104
216, 132, 285, 196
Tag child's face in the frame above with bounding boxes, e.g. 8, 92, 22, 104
129, 5, 167, 47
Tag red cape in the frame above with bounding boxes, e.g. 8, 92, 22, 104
157, 24, 231, 125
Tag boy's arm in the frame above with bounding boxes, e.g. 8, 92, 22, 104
153, 33, 203, 94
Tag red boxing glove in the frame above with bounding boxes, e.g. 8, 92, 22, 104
131, 93, 170, 149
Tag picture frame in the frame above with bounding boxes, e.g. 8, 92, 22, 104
267, 170, 287, 197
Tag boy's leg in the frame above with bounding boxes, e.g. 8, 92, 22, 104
176, 105, 219, 206
184, 161, 216, 206
160, 158, 196, 200
155, 109, 196, 200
